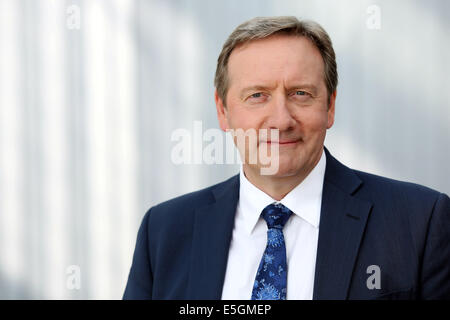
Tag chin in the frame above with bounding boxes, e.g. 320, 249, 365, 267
277, 155, 303, 173
261, 161, 302, 178
273, 166, 302, 178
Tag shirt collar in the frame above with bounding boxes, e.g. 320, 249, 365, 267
238, 149, 326, 235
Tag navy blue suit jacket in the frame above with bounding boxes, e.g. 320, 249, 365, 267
123, 148, 450, 299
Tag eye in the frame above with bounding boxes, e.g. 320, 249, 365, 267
250, 92, 263, 98
295, 90, 307, 96
246, 92, 267, 103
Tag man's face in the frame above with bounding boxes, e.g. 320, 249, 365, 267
216, 34, 336, 178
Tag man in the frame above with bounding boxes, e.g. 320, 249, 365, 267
123, 16, 450, 300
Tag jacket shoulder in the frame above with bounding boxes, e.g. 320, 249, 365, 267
144, 174, 239, 227
353, 169, 441, 199
352, 169, 446, 224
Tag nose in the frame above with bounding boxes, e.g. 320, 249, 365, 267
264, 93, 296, 132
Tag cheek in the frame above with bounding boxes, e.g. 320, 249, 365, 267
227, 107, 264, 131
296, 109, 329, 133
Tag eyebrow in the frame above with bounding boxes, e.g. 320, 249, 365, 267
239, 85, 275, 98
239, 83, 318, 98
285, 83, 318, 94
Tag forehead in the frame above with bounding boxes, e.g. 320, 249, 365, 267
227, 34, 325, 87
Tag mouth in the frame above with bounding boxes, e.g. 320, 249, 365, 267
261, 138, 302, 146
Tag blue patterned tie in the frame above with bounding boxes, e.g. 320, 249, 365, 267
251, 202, 293, 300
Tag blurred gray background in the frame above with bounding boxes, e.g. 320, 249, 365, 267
0, 0, 448, 299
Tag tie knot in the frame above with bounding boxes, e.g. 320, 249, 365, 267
261, 203, 293, 229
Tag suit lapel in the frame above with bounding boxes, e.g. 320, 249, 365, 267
313, 149, 373, 299
187, 175, 240, 299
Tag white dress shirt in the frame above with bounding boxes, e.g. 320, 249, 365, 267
221, 149, 326, 300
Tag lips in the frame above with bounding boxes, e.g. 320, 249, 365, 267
264, 138, 302, 144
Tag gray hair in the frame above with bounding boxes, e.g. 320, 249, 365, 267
214, 16, 338, 106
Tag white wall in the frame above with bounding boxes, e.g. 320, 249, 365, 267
0, 0, 448, 299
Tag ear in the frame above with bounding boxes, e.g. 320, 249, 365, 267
215, 89, 230, 132
326, 90, 337, 129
